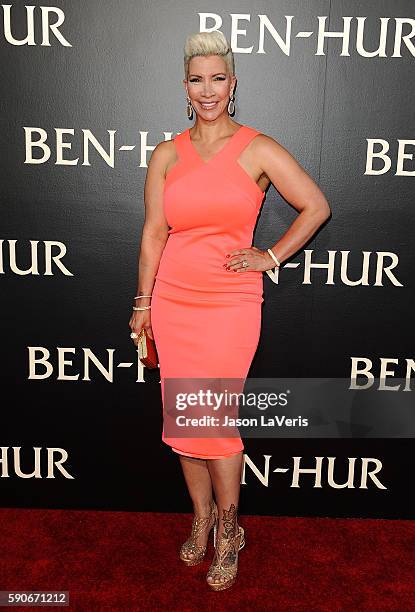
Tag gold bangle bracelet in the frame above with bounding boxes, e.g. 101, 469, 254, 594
267, 248, 281, 267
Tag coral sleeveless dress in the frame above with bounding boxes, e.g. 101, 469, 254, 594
150, 124, 265, 459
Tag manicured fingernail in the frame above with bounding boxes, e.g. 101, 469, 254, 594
226, 254, 230, 258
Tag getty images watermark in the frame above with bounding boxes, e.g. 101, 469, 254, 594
163, 377, 415, 438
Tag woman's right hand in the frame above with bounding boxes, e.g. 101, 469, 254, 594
128, 308, 154, 347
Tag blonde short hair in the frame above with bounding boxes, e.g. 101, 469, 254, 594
184, 31, 235, 78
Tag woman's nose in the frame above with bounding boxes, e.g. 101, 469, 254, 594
202, 83, 214, 96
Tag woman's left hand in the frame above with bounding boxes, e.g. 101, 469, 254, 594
223, 247, 276, 273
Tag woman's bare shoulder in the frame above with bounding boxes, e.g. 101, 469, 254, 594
148, 138, 177, 176
249, 130, 297, 171
150, 138, 177, 161
249, 129, 286, 152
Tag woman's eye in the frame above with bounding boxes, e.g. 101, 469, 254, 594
189, 77, 226, 83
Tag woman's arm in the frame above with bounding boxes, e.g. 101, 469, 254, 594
133, 140, 173, 308
256, 134, 331, 265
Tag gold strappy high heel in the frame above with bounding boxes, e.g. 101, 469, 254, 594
206, 525, 245, 591
179, 499, 218, 566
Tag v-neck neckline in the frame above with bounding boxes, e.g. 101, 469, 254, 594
187, 125, 245, 165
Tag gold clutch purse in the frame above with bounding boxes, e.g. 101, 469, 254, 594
137, 328, 158, 369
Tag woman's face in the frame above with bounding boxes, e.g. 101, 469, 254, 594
184, 55, 236, 120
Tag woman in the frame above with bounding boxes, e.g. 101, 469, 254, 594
129, 31, 330, 591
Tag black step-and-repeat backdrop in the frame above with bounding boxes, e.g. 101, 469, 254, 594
1, 1, 414, 519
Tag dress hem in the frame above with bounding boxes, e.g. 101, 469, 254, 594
163, 440, 244, 460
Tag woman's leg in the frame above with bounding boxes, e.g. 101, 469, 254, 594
179, 455, 215, 561
206, 451, 244, 587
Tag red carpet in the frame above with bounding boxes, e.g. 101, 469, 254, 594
0, 508, 414, 611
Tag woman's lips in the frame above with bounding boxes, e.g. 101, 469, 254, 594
199, 102, 218, 109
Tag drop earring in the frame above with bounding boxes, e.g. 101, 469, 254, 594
228, 91, 235, 115
186, 96, 193, 120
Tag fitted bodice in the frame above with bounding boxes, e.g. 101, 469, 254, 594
154, 125, 265, 299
